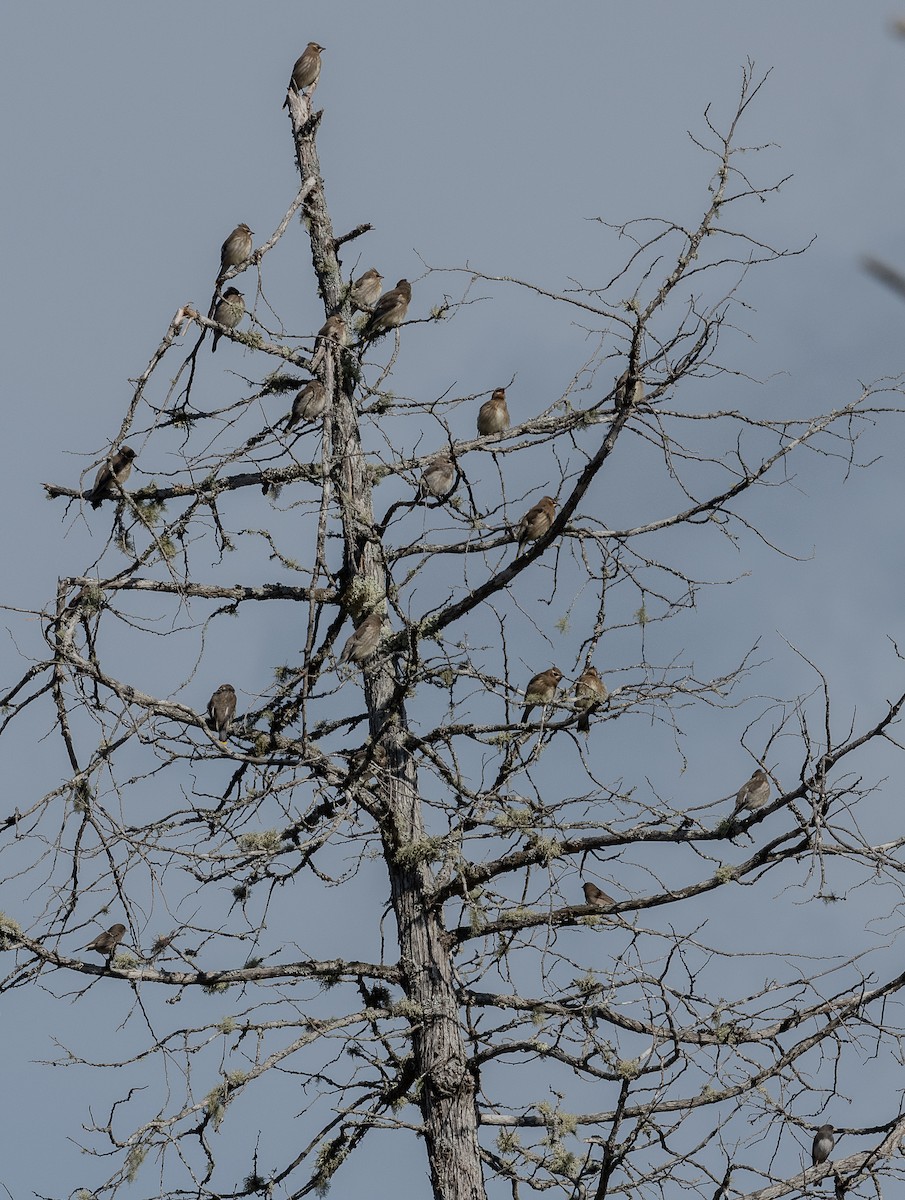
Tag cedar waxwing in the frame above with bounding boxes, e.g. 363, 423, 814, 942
516, 496, 556, 553
218, 223, 253, 278
211, 288, 245, 352
207, 684, 237, 741
361, 280, 411, 341
339, 613, 384, 665
575, 666, 608, 733
284, 42, 324, 106
521, 666, 563, 722
419, 454, 456, 500
84, 923, 126, 957
350, 268, 384, 312
614, 369, 645, 410
732, 768, 770, 819
86, 447, 136, 508
582, 882, 614, 908
285, 380, 327, 430
310, 314, 348, 372
346, 741, 389, 782
477, 388, 509, 436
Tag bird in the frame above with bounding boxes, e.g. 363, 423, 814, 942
418, 454, 456, 500
575, 666, 608, 733
211, 288, 245, 352
285, 380, 327, 430
84, 923, 126, 958
347, 741, 389, 782
582, 882, 614, 908
477, 388, 509, 436
812, 1124, 835, 1169
361, 279, 411, 342
516, 496, 556, 553
207, 684, 237, 741
310, 313, 348, 372
614, 369, 644, 410
218, 223, 253, 279
350, 268, 384, 312
339, 613, 384, 665
86, 446, 136, 508
732, 768, 770, 819
284, 42, 324, 106
521, 666, 563, 722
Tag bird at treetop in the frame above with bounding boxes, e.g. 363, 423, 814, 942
732, 768, 770, 819
339, 613, 384, 665
284, 42, 324, 106
218, 223, 253, 278
285, 380, 327, 430
811, 1124, 835, 1168
84, 923, 126, 957
614, 369, 644, 410
361, 279, 411, 341
477, 388, 509, 436
350, 268, 384, 312
575, 666, 608, 733
582, 882, 614, 908
516, 496, 556, 553
86, 446, 136, 508
520, 666, 563, 722
211, 288, 245, 352
418, 454, 456, 500
207, 684, 237, 741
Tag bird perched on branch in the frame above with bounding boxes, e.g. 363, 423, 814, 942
310, 314, 348, 372
361, 279, 411, 342
516, 496, 556, 554
346, 740, 389, 783
207, 684, 237, 741
218, 223, 253, 279
418, 454, 456, 501
575, 666, 608, 733
339, 613, 384, 665
732, 768, 770, 820
350, 268, 383, 312
812, 1124, 834, 1169
211, 288, 245, 352
582, 882, 614, 908
84, 923, 126, 958
477, 388, 509, 436
284, 42, 324, 107
614, 369, 644, 410
285, 380, 327, 430
521, 666, 563, 722
86, 446, 136, 508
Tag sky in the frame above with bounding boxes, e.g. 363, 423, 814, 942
1, 3, 905, 1198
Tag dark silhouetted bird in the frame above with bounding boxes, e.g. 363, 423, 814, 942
732, 768, 770, 819
339, 613, 384, 665
207, 684, 237, 741
582, 882, 614, 908
575, 666, 608, 733
614, 369, 645, 410
361, 279, 411, 341
419, 454, 456, 500
350, 268, 384, 312
812, 1124, 835, 1168
285, 380, 327, 430
211, 288, 245, 352
477, 387, 509, 436
516, 496, 556, 553
86, 446, 136, 508
284, 42, 324, 106
218, 223, 253, 278
521, 666, 563, 722
84, 923, 126, 958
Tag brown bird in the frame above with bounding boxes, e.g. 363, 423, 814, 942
285, 380, 327, 430
84, 923, 126, 958
339, 613, 384, 665
419, 454, 456, 500
284, 42, 324, 106
477, 387, 509, 436
614, 369, 645, 410
732, 768, 770, 819
361, 279, 411, 342
516, 496, 556, 553
812, 1124, 835, 1168
350, 268, 384, 312
521, 666, 563, 722
207, 684, 237, 741
211, 288, 245, 352
347, 740, 389, 782
575, 666, 608, 733
218, 223, 253, 278
310, 313, 348, 371
86, 446, 136, 508
582, 882, 614, 908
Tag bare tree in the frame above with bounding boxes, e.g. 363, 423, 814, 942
4, 61, 905, 1200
